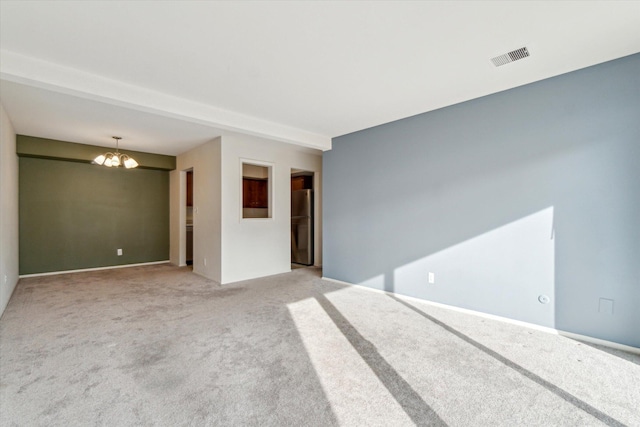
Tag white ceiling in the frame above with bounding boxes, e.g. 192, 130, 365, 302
1, 1, 639, 154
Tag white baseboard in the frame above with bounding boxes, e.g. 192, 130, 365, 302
321, 276, 640, 355
19, 261, 171, 278
555, 330, 640, 354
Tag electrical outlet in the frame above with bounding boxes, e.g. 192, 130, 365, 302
203, 258, 207, 266
117, 248, 123, 256
428, 272, 435, 284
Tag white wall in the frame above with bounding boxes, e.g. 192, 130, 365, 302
169, 133, 322, 285
170, 138, 222, 282
0, 103, 19, 317
221, 133, 322, 284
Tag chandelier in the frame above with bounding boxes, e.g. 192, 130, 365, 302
93, 136, 139, 169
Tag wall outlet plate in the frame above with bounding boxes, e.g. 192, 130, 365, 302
428, 272, 435, 284
598, 298, 614, 315
117, 249, 123, 256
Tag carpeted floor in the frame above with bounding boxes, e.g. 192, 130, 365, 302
0, 264, 638, 426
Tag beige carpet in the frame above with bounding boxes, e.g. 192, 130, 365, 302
1, 264, 638, 426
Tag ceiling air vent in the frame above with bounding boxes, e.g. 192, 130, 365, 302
491, 47, 530, 67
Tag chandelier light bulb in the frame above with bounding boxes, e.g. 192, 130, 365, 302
124, 157, 139, 169
92, 136, 138, 169
93, 154, 106, 165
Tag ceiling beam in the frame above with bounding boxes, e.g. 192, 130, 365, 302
0, 50, 332, 151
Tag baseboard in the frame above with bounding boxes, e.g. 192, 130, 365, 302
0, 275, 20, 322
555, 330, 640, 354
321, 276, 640, 355
19, 261, 171, 278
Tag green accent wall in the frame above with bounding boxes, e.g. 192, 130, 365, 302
19, 156, 170, 275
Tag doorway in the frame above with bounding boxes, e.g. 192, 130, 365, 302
186, 169, 193, 266
291, 169, 314, 267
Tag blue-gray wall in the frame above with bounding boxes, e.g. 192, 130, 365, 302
324, 54, 640, 348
